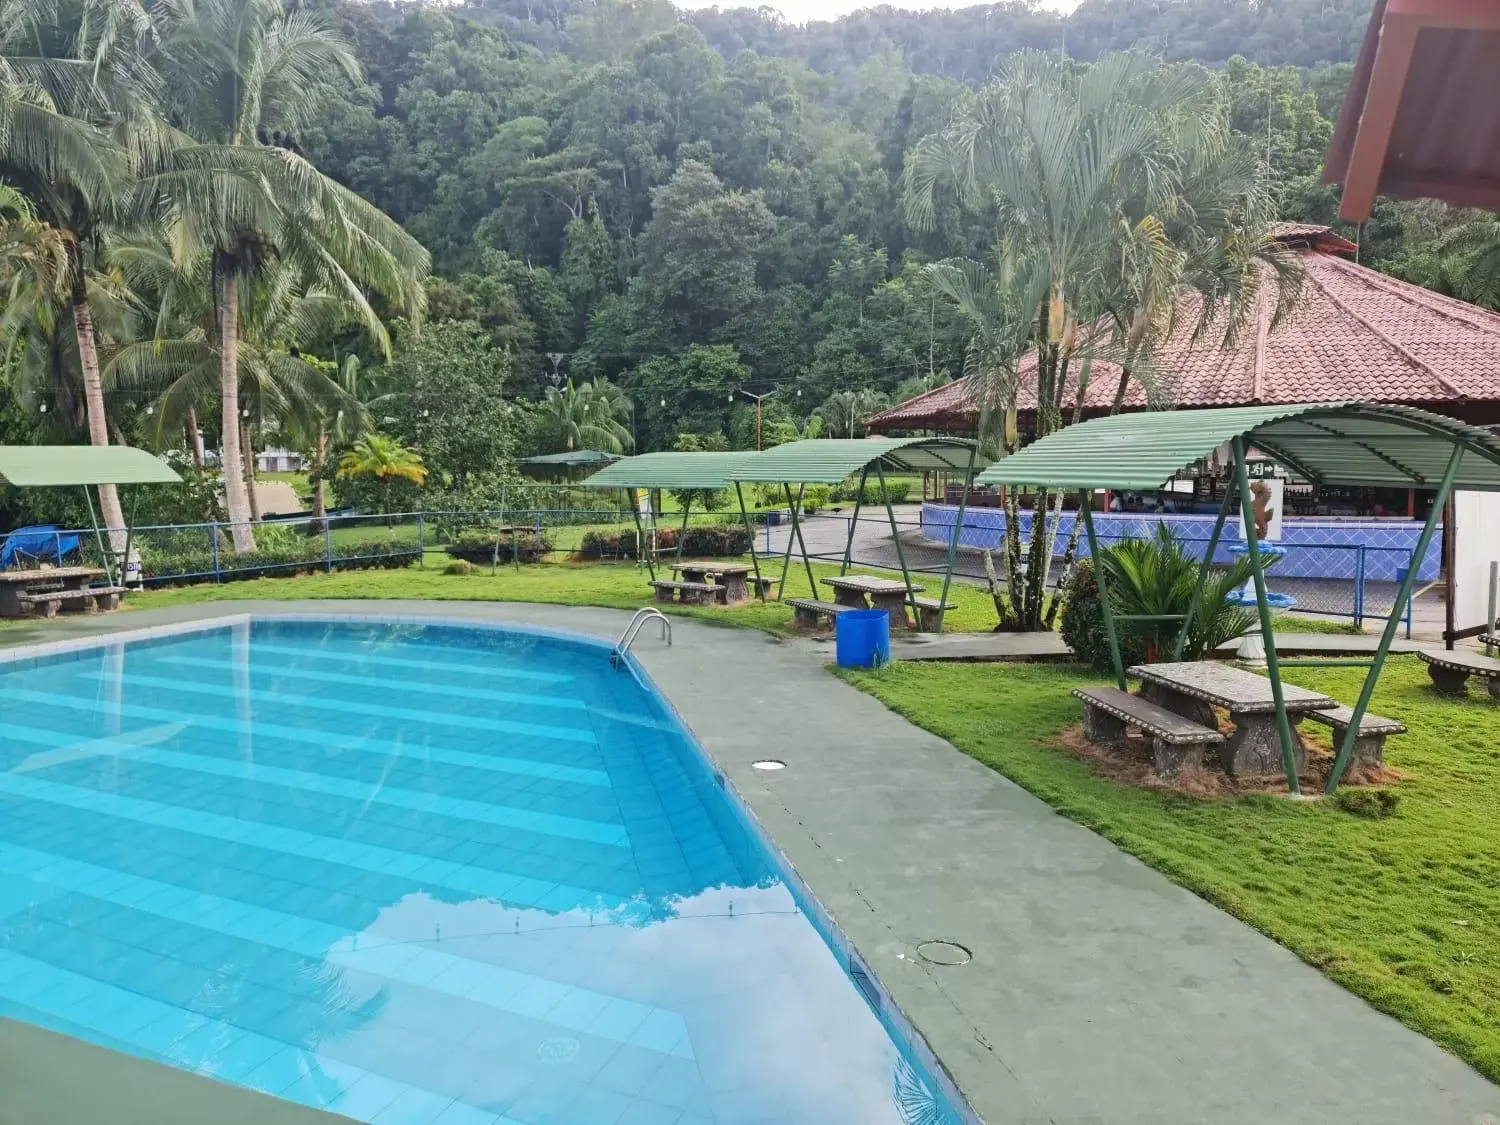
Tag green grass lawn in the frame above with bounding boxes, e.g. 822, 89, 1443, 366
841, 656, 1500, 1081
119, 556, 1006, 635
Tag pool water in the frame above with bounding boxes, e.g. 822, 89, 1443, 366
0, 619, 963, 1125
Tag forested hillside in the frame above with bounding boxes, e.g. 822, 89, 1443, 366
295, 0, 1494, 453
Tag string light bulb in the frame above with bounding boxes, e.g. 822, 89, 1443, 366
660, 398, 666, 408
38, 403, 47, 414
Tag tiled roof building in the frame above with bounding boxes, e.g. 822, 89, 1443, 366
867, 225, 1500, 433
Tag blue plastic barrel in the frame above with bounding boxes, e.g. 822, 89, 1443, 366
836, 609, 890, 669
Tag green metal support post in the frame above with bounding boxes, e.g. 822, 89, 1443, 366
1325, 444, 1465, 793
1172, 481, 1237, 661
776, 483, 806, 600
782, 483, 817, 600
840, 466, 869, 575
675, 495, 692, 564
733, 483, 767, 601
82, 487, 114, 587
630, 489, 655, 581
1078, 493, 1126, 690
933, 444, 978, 633
875, 463, 920, 625
1232, 437, 1301, 796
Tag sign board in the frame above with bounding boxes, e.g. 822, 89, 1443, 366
1449, 490, 1500, 637
1236, 463, 1285, 542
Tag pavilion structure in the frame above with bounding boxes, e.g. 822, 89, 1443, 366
977, 401, 1500, 794
867, 224, 1500, 436
1323, 0, 1500, 221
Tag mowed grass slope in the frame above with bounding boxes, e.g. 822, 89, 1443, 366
841, 656, 1500, 1081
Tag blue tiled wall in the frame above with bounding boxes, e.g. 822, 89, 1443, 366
920, 504, 1441, 582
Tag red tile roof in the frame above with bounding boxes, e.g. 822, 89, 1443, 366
867, 226, 1500, 433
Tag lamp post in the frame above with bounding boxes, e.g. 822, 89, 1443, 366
737, 387, 778, 450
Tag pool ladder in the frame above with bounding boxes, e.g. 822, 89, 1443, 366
611, 608, 671, 667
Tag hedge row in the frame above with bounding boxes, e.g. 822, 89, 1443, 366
577, 525, 752, 559
139, 538, 418, 586
444, 528, 555, 564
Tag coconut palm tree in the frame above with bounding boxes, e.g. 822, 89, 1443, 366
538, 377, 634, 454
143, 0, 428, 552
0, 0, 160, 544
814, 388, 890, 439
107, 248, 365, 526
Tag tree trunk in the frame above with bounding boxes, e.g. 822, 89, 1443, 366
69, 271, 127, 553
310, 429, 328, 533
218, 266, 256, 553
185, 407, 205, 482
241, 420, 261, 522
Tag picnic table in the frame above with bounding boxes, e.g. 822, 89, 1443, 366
821, 574, 924, 629
0, 566, 120, 619
1129, 661, 1335, 777
669, 561, 754, 605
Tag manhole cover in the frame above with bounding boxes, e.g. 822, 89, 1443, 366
537, 1037, 579, 1062
915, 940, 972, 966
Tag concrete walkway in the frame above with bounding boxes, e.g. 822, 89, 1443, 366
3, 601, 1497, 1125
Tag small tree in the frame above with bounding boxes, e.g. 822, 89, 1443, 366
337, 433, 427, 514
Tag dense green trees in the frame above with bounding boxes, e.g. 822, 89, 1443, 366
5, 0, 1499, 544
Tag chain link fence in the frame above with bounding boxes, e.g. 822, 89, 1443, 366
756, 500, 1436, 633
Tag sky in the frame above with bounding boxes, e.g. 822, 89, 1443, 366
674, 0, 1082, 25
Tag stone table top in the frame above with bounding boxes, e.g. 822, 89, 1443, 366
1129, 660, 1334, 714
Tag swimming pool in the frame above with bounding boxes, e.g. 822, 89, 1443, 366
0, 617, 966, 1125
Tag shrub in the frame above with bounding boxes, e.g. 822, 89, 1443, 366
1062, 528, 1259, 669
575, 525, 749, 560
444, 528, 553, 564
802, 484, 830, 516
831, 479, 911, 506
443, 560, 472, 576
1061, 560, 1149, 671
137, 533, 416, 586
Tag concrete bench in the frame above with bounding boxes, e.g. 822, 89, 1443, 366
1418, 649, 1500, 700
1073, 685, 1224, 777
785, 598, 855, 630
649, 580, 723, 606
1303, 705, 1406, 768
15, 586, 126, 618
750, 575, 779, 598
910, 596, 958, 632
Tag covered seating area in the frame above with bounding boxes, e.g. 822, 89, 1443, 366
977, 401, 1500, 794
580, 437, 988, 629
0, 445, 181, 618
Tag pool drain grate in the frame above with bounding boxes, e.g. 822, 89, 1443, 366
915, 940, 972, 966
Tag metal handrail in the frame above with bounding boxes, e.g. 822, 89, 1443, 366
611, 607, 671, 667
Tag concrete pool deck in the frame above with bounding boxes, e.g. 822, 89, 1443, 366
3, 599, 1498, 1125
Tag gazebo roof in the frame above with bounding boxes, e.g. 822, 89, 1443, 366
0, 445, 180, 487
867, 225, 1500, 434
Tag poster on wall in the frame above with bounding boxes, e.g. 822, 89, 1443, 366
1449, 490, 1500, 640
1236, 461, 1285, 543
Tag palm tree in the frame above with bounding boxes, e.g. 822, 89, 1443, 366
145, 0, 429, 553
904, 50, 1295, 630
108, 251, 365, 528
0, 0, 159, 544
814, 388, 890, 439
538, 377, 634, 454
337, 432, 426, 514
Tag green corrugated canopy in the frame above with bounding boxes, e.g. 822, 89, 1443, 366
729, 437, 987, 483
578, 451, 752, 490
976, 402, 1500, 491
0, 445, 181, 487
518, 451, 621, 466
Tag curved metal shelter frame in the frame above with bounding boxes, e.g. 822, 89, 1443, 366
976, 401, 1500, 793
0, 445, 181, 585
730, 437, 991, 630
578, 452, 760, 585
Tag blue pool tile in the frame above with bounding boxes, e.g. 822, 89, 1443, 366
0, 620, 970, 1125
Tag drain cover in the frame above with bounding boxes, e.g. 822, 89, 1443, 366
537, 1037, 579, 1062
915, 940, 972, 966
751, 759, 786, 771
